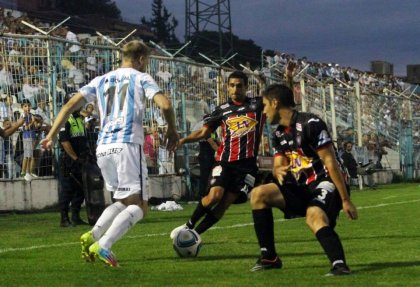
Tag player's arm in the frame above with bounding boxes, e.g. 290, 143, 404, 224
153, 92, 178, 152
272, 154, 290, 185
207, 137, 219, 151
41, 93, 86, 150
179, 125, 211, 146
0, 117, 24, 138
317, 144, 358, 220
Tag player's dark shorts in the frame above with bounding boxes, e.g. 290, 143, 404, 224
274, 178, 344, 228
208, 158, 257, 204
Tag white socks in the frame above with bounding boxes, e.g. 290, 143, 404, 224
91, 202, 126, 241
99, 205, 144, 250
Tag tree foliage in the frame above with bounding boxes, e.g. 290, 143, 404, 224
188, 31, 263, 70
55, 0, 121, 19
141, 0, 179, 46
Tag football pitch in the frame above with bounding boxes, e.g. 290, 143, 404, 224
1, 183, 419, 287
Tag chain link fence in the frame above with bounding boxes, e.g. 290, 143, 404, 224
0, 33, 418, 184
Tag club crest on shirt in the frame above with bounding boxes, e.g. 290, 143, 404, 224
226, 115, 257, 138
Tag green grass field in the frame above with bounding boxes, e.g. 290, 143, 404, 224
1, 183, 419, 287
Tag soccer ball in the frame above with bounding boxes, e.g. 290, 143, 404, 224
173, 229, 202, 257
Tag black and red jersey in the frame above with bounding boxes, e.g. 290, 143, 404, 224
272, 111, 346, 186
204, 97, 265, 163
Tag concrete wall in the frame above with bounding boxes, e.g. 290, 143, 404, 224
0, 175, 186, 211
0, 177, 58, 211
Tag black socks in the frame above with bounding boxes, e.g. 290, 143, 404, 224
315, 226, 346, 267
252, 208, 277, 259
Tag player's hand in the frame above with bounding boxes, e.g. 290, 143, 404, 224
165, 127, 179, 152
176, 138, 185, 149
342, 199, 358, 220
273, 164, 290, 185
40, 137, 53, 151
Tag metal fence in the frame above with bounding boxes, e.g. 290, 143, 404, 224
0, 33, 418, 184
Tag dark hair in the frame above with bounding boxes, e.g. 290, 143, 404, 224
263, 84, 296, 108
21, 99, 31, 107
228, 70, 248, 86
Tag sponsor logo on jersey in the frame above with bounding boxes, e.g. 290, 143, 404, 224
296, 123, 302, 131
308, 118, 320, 123
221, 103, 230, 109
226, 115, 257, 138
285, 151, 313, 181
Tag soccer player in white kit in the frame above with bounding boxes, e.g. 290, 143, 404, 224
41, 40, 178, 267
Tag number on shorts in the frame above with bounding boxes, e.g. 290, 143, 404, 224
317, 189, 328, 201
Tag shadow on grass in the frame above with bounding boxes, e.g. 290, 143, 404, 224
353, 260, 420, 272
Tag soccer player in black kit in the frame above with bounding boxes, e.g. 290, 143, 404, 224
250, 84, 358, 275
171, 70, 266, 239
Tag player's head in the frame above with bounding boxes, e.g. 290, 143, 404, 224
262, 83, 295, 125
122, 40, 151, 72
227, 70, 248, 102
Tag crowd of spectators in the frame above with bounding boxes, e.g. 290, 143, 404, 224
0, 7, 418, 180
262, 50, 419, 167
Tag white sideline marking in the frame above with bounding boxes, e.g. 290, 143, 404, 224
1, 198, 420, 255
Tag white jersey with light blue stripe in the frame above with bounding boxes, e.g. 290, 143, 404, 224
79, 67, 160, 145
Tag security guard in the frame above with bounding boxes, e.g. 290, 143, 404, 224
58, 93, 90, 227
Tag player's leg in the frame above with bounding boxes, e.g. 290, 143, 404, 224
194, 191, 238, 234
188, 185, 224, 228
89, 143, 146, 267
195, 166, 254, 234
171, 164, 228, 239
306, 181, 351, 276
170, 185, 225, 239
250, 182, 285, 271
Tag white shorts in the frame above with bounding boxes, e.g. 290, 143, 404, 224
96, 142, 149, 200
